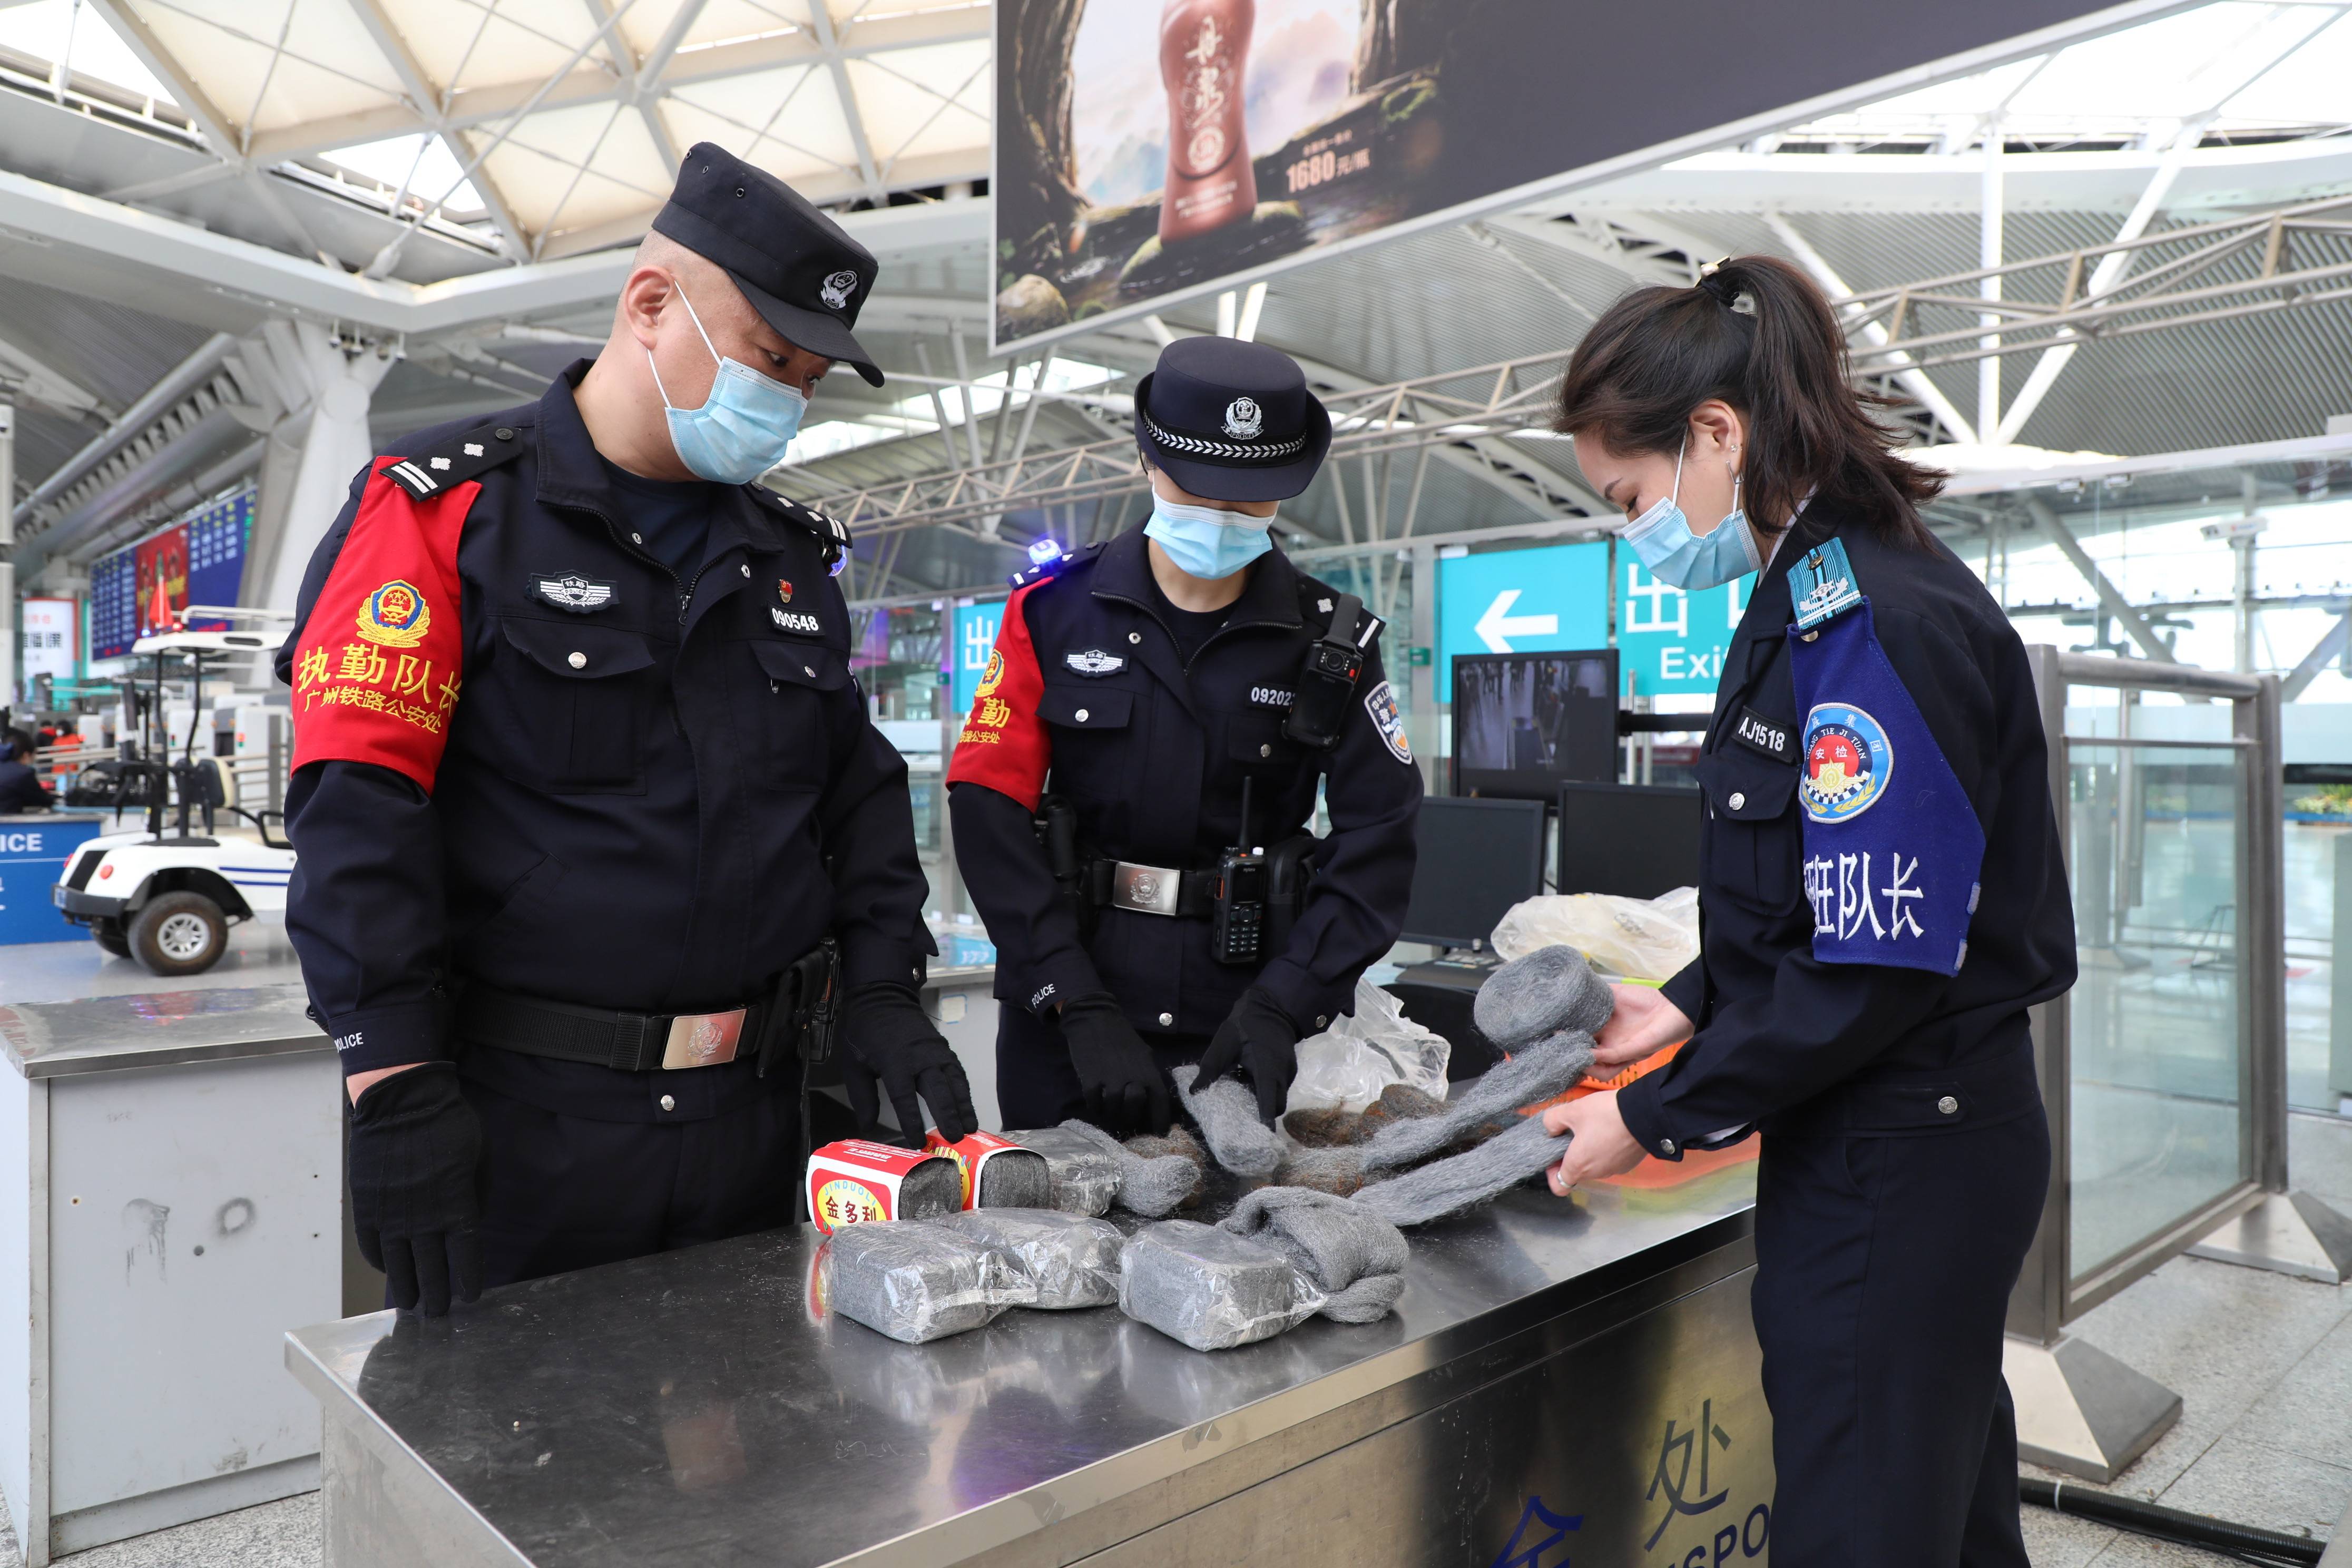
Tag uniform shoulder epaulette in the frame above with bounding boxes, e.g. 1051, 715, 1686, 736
1296, 577, 1386, 646
381, 421, 527, 499
761, 491, 855, 575
1008, 537, 1104, 590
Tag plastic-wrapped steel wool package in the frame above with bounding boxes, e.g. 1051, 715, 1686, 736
1119, 1220, 1324, 1351
824, 1222, 1014, 1344
937, 1209, 1125, 1309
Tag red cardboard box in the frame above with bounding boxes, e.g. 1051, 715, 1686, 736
805, 1139, 962, 1234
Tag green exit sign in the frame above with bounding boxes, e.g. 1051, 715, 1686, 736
1406, 645, 1433, 667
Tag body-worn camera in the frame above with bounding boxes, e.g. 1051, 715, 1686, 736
1284, 592, 1378, 750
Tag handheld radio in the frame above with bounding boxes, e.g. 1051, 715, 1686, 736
1211, 777, 1269, 965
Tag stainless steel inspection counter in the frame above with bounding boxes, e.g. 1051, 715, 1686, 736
287, 1151, 1771, 1567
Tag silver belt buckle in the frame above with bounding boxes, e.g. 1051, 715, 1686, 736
662, 1007, 746, 1070
1111, 861, 1183, 917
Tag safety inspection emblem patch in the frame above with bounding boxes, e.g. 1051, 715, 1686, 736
1064, 649, 1125, 677
1223, 397, 1263, 439
1799, 705, 1892, 823
1364, 680, 1411, 763
532, 573, 614, 613
355, 580, 431, 647
820, 269, 859, 311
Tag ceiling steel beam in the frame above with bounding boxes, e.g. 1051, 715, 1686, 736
343, 0, 534, 261
2022, 495, 2180, 665
797, 348, 1595, 536
806, 2, 883, 203
2282, 609, 2352, 701
1765, 211, 1979, 445
0, 167, 987, 335
1845, 192, 2352, 376
234, 9, 988, 165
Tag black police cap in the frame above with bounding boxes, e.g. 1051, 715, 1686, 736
1134, 336, 1331, 503
651, 143, 886, 387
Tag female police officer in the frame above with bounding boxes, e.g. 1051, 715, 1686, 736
946, 336, 1421, 1134
1540, 257, 2074, 1567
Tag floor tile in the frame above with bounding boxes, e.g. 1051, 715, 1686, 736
2022, 1503, 2115, 1568
2154, 1429, 2346, 1544
2063, 1253, 2352, 1440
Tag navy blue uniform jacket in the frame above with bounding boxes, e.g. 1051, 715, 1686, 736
276, 364, 927, 1083
945, 527, 1422, 1036
1616, 497, 2075, 1157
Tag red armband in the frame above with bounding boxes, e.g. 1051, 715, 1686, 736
945, 584, 1051, 810
288, 458, 471, 793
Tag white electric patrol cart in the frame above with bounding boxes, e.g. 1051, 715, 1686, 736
52, 630, 295, 975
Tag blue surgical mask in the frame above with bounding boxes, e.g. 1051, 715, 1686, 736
1145, 495, 1275, 580
1620, 438, 1761, 590
648, 283, 809, 484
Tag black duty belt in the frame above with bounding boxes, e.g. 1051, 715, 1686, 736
1080, 858, 1219, 918
457, 986, 770, 1072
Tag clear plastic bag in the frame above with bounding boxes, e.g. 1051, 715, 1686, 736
823, 1222, 1016, 1344
1003, 1126, 1122, 1216
1489, 888, 1699, 982
936, 1208, 1125, 1309
1119, 1220, 1326, 1351
1286, 977, 1453, 1114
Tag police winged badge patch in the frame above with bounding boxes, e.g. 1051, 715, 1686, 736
1064, 649, 1125, 677
1364, 680, 1412, 763
532, 573, 616, 614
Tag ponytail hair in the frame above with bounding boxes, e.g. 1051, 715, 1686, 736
1552, 254, 1942, 550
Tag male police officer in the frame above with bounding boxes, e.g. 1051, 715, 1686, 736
280, 145, 974, 1317
947, 337, 1421, 1133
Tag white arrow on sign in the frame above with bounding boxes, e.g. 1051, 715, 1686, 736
1474, 589, 1558, 653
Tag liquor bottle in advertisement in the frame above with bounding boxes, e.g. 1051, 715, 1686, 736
1157, 0, 1256, 244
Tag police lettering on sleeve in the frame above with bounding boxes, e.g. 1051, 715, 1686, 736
1786, 539, 1983, 975
288, 455, 474, 790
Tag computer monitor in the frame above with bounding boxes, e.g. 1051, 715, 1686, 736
1556, 782, 1703, 900
1451, 649, 1620, 801
1400, 796, 1549, 949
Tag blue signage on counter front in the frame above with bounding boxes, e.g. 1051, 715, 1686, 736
0, 817, 106, 945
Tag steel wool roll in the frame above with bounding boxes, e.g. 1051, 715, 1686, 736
972, 1145, 1052, 1209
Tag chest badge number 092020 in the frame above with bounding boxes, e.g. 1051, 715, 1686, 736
1797, 704, 1890, 824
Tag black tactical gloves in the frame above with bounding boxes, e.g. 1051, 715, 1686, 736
347, 1063, 484, 1316
1196, 986, 1302, 1126
1059, 992, 1175, 1136
841, 983, 978, 1145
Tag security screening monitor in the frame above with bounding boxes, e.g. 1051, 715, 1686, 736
1399, 797, 1549, 952
1450, 649, 1619, 802
1557, 782, 1702, 900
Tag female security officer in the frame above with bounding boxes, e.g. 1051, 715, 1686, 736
1541, 257, 2074, 1567
947, 336, 1422, 1134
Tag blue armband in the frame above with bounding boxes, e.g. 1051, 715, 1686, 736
1786, 540, 1983, 975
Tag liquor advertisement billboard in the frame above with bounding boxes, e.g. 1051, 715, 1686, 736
991, 0, 2164, 351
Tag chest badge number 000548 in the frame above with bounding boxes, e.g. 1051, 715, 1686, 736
1798, 703, 1892, 824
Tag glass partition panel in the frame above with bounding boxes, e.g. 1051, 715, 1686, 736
2066, 738, 2248, 1279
